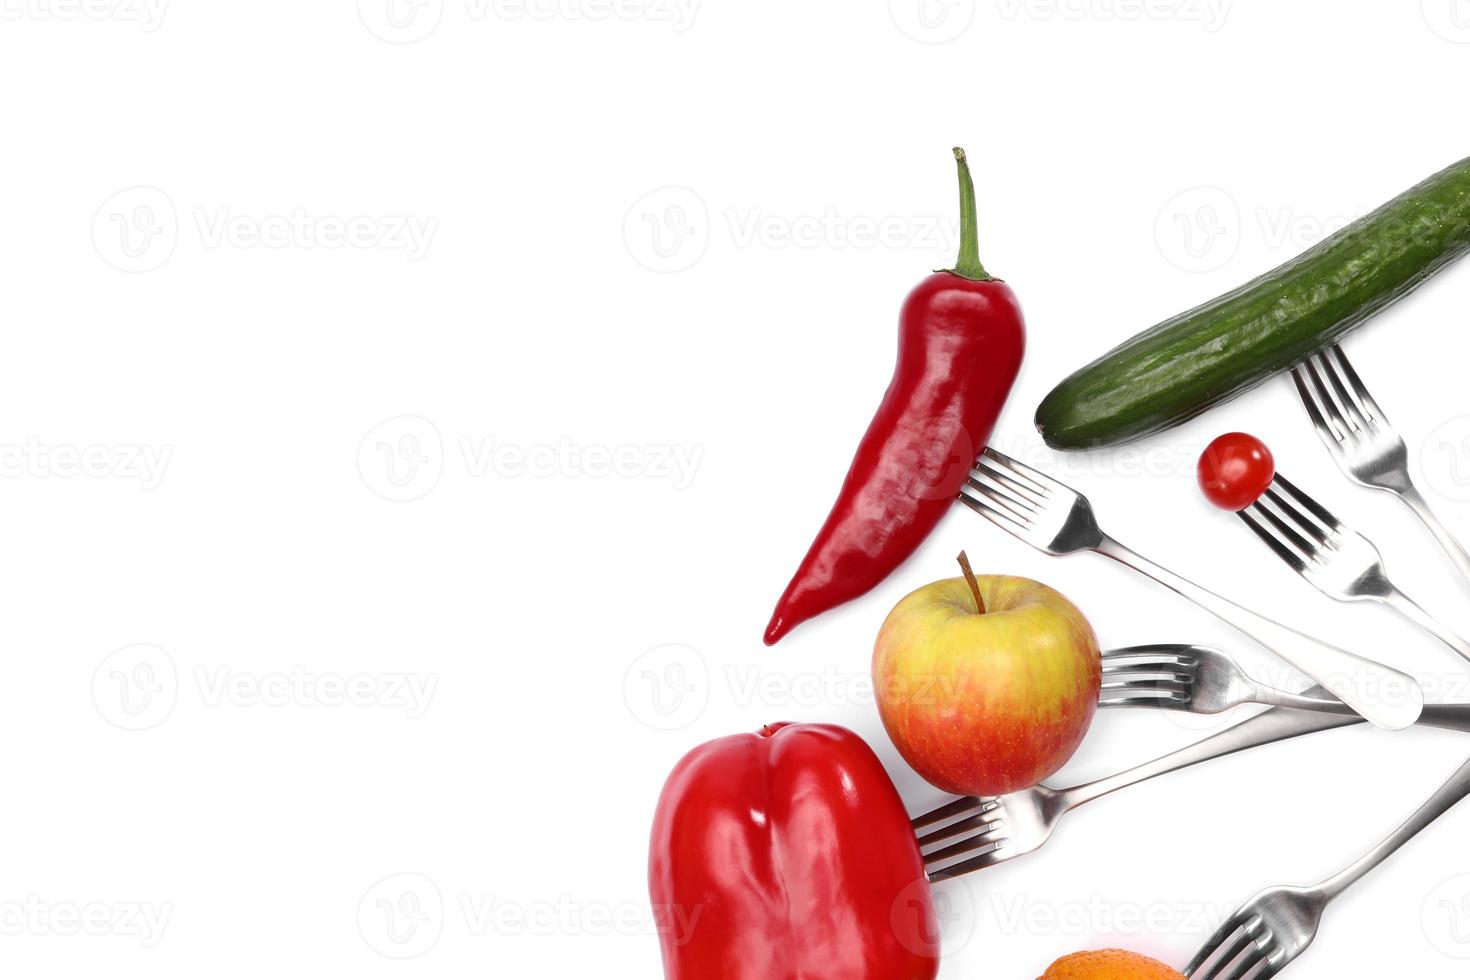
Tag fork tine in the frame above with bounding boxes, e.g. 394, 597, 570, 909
915, 811, 1003, 848
1098, 692, 1191, 707
1291, 364, 1344, 447
1260, 488, 1332, 544
1214, 916, 1275, 978
925, 842, 1011, 883
1271, 474, 1342, 532
1240, 507, 1310, 573
1311, 346, 1375, 434
1249, 496, 1320, 550
1251, 956, 1283, 979
980, 447, 1058, 496
1326, 343, 1389, 426
1101, 678, 1189, 697
973, 457, 1047, 507
1101, 645, 1198, 667
963, 477, 1036, 524
1100, 667, 1191, 683
910, 796, 991, 830
1212, 952, 1267, 980
957, 485, 1031, 533
1101, 656, 1189, 669
1252, 499, 1328, 559
1100, 665, 1192, 682
1185, 919, 1249, 978
1300, 356, 1355, 443
1313, 348, 1374, 435
920, 821, 1008, 863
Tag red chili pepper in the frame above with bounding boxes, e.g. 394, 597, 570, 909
649, 722, 939, 980
764, 149, 1026, 645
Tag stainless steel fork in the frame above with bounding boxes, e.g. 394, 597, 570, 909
1185, 752, 1470, 978
914, 706, 1361, 883
1100, 645, 1324, 714
1099, 644, 1470, 731
958, 448, 1424, 730
1239, 472, 1470, 663
1293, 343, 1470, 586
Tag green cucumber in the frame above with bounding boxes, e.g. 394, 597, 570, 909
1036, 156, 1470, 449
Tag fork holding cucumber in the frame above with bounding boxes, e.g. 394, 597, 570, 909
1036, 156, 1470, 449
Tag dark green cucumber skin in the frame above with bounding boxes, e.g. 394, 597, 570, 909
1036, 156, 1470, 449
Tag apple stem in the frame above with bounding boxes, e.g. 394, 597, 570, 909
956, 551, 985, 615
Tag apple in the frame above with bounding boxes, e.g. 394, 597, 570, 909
873, 555, 1101, 796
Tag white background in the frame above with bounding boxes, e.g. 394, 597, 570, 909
5, 0, 1470, 976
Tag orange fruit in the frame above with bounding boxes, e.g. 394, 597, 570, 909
1039, 949, 1186, 980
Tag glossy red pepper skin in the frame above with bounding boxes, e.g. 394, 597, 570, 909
649, 723, 939, 980
765, 268, 1025, 645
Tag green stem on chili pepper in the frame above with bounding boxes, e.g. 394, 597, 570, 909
947, 147, 992, 282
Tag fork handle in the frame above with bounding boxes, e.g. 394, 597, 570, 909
1262, 690, 1470, 734
1094, 535, 1424, 731
1314, 753, 1470, 903
1380, 586, 1470, 665
1060, 707, 1359, 810
1401, 486, 1470, 591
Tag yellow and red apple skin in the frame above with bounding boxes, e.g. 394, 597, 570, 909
873, 575, 1101, 797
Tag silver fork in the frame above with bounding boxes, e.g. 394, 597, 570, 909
1293, 343, 1470, 586
1185, 752, 1470, 978
1099, 644, 1470, 731
914, 706, 1362, 883
1238, 472, 1470, 663
959, 448, 1424, 730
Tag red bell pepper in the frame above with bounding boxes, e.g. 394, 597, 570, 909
765, 148, 1026, 645
649, 722, 939, 980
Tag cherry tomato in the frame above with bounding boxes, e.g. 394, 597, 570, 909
1198, 433, 1275, 511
